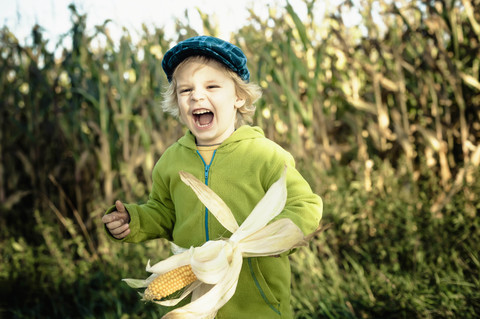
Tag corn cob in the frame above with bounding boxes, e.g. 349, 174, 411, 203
143, 265, 198, 300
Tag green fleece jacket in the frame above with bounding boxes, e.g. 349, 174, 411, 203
106, 125, 323, 318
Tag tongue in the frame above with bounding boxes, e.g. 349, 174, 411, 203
198, 113, 213, 126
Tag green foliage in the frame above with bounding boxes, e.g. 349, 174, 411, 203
1, 0, 479, 318
292, 156, 480, 318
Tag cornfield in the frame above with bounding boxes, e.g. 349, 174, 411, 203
1, 0, 479, 318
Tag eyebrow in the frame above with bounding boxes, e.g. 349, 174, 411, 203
176, 83, 189, 89
176, 79, 222, 88
204, 80, 222, 86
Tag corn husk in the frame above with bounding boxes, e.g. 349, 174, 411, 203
123, 166, 314, 318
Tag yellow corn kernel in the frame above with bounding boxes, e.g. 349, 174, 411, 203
144, 265, 197, 300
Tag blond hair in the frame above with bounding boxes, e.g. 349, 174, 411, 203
161, 56, 262, 127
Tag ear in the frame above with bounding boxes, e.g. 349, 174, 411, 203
234, 97, 246, 109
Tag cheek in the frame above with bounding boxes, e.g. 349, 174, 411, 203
177, 98, 188, 114
176, 103, 188, 123
179, 109, 188, 122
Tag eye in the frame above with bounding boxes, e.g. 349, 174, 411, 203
207, 85, 220, 89
179, 88, 192, 94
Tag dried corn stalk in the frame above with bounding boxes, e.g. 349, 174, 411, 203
123, 166, 314, 318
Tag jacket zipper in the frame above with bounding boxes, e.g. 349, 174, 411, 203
197, 145, 280, 316
196, 149, 217, 242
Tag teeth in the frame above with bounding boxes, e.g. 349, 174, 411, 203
193, 109, 212, 115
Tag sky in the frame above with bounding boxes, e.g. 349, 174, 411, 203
0, 0, 319, 47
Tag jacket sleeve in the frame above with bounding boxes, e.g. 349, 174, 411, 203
104, 159, 176, 243
268, 151, 323, 236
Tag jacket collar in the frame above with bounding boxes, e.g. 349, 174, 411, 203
177, 125, 265, 150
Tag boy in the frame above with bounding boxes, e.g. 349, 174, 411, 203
102, 35, 322, 318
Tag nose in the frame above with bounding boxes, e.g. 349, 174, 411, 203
191, 88, 206, 101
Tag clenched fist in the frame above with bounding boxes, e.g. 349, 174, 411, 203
102, 200, 131, 239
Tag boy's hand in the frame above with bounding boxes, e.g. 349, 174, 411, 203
102, 200, 131, 239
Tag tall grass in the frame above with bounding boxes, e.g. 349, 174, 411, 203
1, 0, 479, 318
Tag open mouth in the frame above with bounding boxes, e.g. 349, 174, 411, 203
193, 109, 214, 128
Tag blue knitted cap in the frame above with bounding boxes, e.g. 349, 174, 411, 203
162, 36, 250, 82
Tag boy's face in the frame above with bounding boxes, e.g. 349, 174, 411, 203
175, 59, 245, 145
